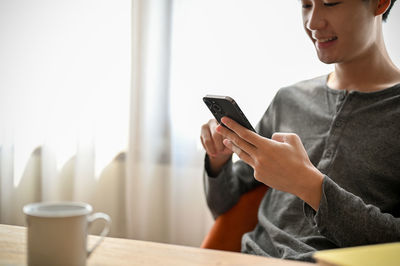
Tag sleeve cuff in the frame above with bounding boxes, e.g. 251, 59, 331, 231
203, 155, 236, 218
204, 154, 233, 178
304, 175, 330, 227
303, 175, 341, 235
203, 154, 233, 191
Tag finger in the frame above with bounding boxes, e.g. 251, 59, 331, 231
216, 124, 256, 155
200, 135, 216, 157
200, 125, 217, 156
200, 137, 209, 154
271, 132, 286, 143
223, 139, 254, 166
210, 123, 227, 153
272, 132, 299, 146
221, 117, 259, 146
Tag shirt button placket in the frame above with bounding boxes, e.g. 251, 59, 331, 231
336, 91, 347, 112
319, 91, 353, 172
325, 149, 333, 157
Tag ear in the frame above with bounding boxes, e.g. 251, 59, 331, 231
375, 0, 391, 16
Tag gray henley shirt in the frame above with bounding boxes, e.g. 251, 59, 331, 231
204, 75, 400, 262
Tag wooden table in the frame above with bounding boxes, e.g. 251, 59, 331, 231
0, 224, 312, 265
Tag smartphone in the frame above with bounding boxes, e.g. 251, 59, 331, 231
203, 95, 255, 132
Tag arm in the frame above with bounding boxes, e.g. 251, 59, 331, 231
304, 176, 400, 247
203, 155, 261, 219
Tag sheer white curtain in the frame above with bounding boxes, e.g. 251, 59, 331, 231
126, 0, 213, 245
0, 0, 131, 237
0, 0, 212, 246
127, 0, 175, 242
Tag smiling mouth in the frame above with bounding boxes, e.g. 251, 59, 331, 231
316, 36, 338, 43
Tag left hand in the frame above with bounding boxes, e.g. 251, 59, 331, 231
216, 117, 324, 210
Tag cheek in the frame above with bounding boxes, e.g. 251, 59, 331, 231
342, 22, 374, 54
342, 11, 376, 48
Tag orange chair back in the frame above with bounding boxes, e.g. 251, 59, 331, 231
201, 185, 269, 252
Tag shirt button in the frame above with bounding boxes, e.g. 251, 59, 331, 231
325, 149, 333, 157
335, 119, 344, 128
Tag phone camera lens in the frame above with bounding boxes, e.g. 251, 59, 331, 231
212, 104, 222, 113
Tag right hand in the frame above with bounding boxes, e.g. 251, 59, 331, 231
200, 119, 233, 175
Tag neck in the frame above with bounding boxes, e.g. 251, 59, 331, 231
327, 24, 400, 92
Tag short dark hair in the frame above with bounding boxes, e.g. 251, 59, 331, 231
383, 0, 397, 21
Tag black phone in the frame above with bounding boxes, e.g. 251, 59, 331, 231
203, 95, 255, 132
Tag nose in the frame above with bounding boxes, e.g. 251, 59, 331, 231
305, 6, 326, 31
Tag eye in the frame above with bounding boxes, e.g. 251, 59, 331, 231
323, 2, 341, 7
301, 0, 312, 9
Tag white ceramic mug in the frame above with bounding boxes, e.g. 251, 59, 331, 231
23, 201, 111, 266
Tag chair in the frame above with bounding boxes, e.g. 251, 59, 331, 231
200, 185, 269, 252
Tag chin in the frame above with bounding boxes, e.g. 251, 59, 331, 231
319, 59, 336, 65
317, 54, 337, 65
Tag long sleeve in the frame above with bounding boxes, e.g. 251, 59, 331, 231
304, 176, 400, 247
203, 155, 261, 219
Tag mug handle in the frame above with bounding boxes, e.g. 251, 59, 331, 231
87, 212, 112, 256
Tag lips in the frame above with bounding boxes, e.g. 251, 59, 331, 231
316, 36, 338, 43
312, 35, 338, 49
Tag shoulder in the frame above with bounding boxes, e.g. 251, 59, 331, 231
256, 74, 329, 136
275, 75, 329, 101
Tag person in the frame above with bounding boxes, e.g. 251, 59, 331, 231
200, 0, 400, 262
